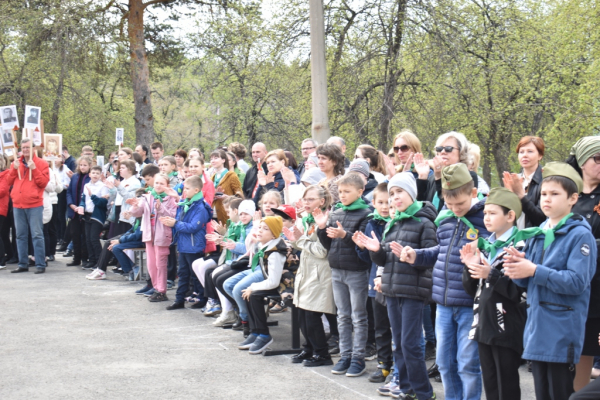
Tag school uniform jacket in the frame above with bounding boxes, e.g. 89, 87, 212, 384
514, 215, 597, 364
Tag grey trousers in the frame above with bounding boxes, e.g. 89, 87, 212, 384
331, 268, 369, 359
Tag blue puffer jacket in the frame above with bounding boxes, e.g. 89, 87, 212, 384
514, 215, 597, 364
414, 199, 490, 307
356, 218, 386, 297
173, 198, 212, 254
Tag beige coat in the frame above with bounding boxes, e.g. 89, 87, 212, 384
292, 223, 336, 314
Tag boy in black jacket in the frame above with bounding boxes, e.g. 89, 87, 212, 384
460, 187, 526, 400
357, 172, 437, 400
315, 173, 372, 377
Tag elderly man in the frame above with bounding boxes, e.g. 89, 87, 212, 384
297, 138, 318, 178
242, 142, 268, 199
135, 144, 151, 164
327, 136, 351, 168
8, 138, 50, 274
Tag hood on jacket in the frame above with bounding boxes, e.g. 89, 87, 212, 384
414, 201, 438, 223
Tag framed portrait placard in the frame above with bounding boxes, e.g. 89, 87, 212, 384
115, 128, 124, 146
0, 105, 19, 129
24, 105, 41, 131
43, 134, 62, 161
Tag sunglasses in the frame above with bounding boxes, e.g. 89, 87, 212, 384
393, 145, 410, 153
435, 146, 457, 153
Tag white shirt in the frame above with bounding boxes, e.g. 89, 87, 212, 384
237, 159, 250, 173
84, 180, 108, 212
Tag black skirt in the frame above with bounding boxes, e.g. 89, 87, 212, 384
582, 317, 600, 356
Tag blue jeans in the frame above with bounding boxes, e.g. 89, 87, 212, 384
112, 241, 144, 273
177, 252, 205, 304
387, 297, 433, 400
223, 269, 264, 321
331, 268, 369, 359
436, 305, 482, 400
423, 304, 436, 343
14, 207, 45, 269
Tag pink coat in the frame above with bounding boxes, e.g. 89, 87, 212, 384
129, 193, 177, 247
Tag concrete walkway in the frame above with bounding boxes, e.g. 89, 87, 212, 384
0, 258, 537, 399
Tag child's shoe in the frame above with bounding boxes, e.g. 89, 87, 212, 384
346, 358, 366, 377
143, 288, 156, 297
213, 310, 237, 327
331, 356, 352, 375
369, 362, 392, 383
238, 334, 258, 350
377, 377, 399, 396
204, 302, 222, 317
135, 285, 153, 294
248, 335, 273, 354
148, 292, 169, 302
303, 355, 333, 367
87, 269, 106, 280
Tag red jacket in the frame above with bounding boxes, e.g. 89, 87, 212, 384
0, 170, 10, 216
6, 154, 50, 209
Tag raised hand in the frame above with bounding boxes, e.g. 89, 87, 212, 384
257, 168, 267, 186
312, 208, 329, 229
502, 172, 525, 199
432, 155, 444, 179
104, 179, 115, 189
351, 231, 364, 249
283, 225, 303, 242
326, 221, 347, 239
159, 216, 176, 227
125, 198, 139, 206
281, 166, 296, 185
66, 170, 74, 178
356, 231, 381, 252
503, 246, 536, 279
86, 186, 92, 196
253, 210, 262, 223
205, 233, 223, 244
459, 242, 481, 266
398, 245, 416, 264
413, 153, 431, 179
383, 154, 396, 177
211, 220, 227, 235
221, 239, 236, 250
467, 258, 491, 280
402, 152, 415, 172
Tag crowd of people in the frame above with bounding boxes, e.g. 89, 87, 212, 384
2, 131, 600, 400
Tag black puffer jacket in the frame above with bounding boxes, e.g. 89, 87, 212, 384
370, 202, 438, 301
573, 184, 600, 319
520, 165, 545, 228
317, 206, 371, 271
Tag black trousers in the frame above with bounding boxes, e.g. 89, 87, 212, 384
478, 342, 521, 400
373, 296, 394, 365
44, 204, 59, 257
70, 215, 88, 263
570, 378, 600, 400
57, 191, 67, 240
247, 288, 280, 335
367, 297, 376, 344
203, 266, 220, 299
167, 244, 177, 281
84, 216, 103, 264
532, 360, 575, 400
8, 203, 17, 259
325, 312, 339, 337
97, 234, 122, 271
214, 266, 240, 306
0, 215, 6, 265
298, 308, 330, 357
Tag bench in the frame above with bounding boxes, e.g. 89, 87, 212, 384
130, 248, 148, 282
262, 295, 301, 356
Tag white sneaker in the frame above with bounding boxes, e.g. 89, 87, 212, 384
213, 310, 238, 327
87, 269, 106, 280
0, 265, 6, 270
85, 268, 99, 279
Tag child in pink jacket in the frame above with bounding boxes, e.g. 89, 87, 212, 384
128, 173, 177, 302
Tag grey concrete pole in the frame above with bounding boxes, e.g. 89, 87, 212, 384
309, 0, 331, 143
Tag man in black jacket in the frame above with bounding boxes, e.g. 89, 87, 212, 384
242, 142, 268, 200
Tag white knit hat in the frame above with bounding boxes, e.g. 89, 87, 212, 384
238, 200, 256, 216
387, 172, 417, 201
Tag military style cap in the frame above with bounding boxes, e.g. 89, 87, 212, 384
441, 163, 472, 190
486, 187, 522, 220
542, 161, 583, 193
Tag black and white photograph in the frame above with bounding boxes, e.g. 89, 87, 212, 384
96, 155, 104, 168
0, 105, 19, 129
24, 105, 41, 130
2, 128, 15, 147
115, 128, 124, 145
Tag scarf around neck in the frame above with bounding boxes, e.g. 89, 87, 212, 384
334, 198, 370, 212
178, 191, 204, 213
381, 201, 423, 241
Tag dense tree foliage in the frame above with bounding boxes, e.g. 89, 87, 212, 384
0, 0, 597, 183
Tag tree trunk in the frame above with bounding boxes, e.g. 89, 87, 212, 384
377, 0, 407, 151
49, 27, 68, 133
128, 0, 154, 146
309, 0, 330, 144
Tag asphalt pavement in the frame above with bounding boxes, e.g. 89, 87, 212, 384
0, 258, 537, 399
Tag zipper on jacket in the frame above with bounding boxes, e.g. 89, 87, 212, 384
539, 301, 573, 311
444, 221, 461, 306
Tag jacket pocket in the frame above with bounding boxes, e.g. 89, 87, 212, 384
539, 301, 573, 311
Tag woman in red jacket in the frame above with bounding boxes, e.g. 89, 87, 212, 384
0, 153, 10, 269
